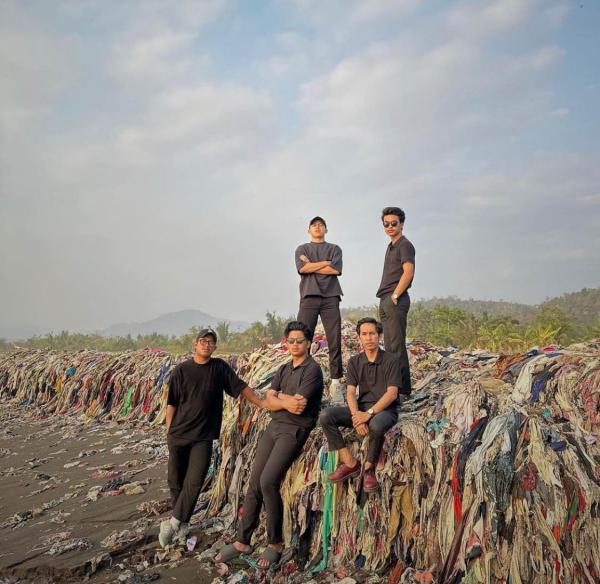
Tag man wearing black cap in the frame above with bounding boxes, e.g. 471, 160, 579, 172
159, 328, 290, 547
295, 216, 344, 399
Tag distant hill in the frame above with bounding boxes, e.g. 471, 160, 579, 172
102, 309, 249, 338
414, 297, 536, 323
540, 288, 600, 326
342, 287, 599, 326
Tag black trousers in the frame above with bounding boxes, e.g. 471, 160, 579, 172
298, 295, 343, 379
237, 421, 310, 545
167, 435, 212, 523
379, 293, 412, 392
319, 406, 397, 464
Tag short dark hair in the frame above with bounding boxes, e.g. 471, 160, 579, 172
356, 317, 383, 335
284, 320, 314, 342
381, 207, 405, 223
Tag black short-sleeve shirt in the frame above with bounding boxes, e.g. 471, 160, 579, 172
270, 356, 324, 428
346, 349, 406, 408
167, 358, 246, 441
295, 242, 344, 298
376, 236, 415, 298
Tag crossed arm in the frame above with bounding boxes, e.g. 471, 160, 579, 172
298, 255, 340, 276
242, 386, 307, 414
345, 385, 399, 436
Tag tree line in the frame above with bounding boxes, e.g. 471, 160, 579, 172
0, 311, 291, 355
1, 304, 598, 355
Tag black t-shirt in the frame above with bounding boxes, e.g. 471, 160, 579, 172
270, 356, 324, 428
376, 236, 415, 298
167, 358, 246, 441
295, 242, 343, 298
346, 349, 406, 408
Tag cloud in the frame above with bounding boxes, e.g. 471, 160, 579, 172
448, 0, 569, 41
112, 30, 198, 85
1, 0, 598, 332
280, 0, 422, 29
0, 2, 78, 125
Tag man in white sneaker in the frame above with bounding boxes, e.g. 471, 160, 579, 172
295, 216, 344, 400
160, 328, 271, 547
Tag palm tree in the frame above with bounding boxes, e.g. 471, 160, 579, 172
216, 321, 231, 344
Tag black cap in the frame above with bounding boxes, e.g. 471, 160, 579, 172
309, 216, 327, 227
195, 328, 217, 342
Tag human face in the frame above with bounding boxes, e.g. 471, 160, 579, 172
194, 336, 217, 359
286, 330, 309, 358
358, 323, 381, 352
308, 221, 327, 241
382, 214, 403, 240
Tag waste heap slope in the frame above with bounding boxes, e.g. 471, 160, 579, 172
1, 328, 599, 583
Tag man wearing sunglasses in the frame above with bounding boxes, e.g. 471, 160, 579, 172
216, 321, 323, 569
377, 207, 415, 393
295, 216, 344, 401
160, 328, 268, 548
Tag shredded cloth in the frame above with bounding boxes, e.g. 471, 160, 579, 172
1, 330, 599, 583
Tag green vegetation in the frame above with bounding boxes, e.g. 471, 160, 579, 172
1, 289, 598, 354
341, 302, 598, 352
0, 312, 292, 355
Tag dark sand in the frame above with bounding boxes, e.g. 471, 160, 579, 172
0, 401, 220, 584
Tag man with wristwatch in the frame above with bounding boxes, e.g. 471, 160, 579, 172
376, 206, 415, 393
319, 317, 405, 492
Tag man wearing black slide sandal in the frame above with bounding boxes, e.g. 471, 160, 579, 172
216, 321, 323, 569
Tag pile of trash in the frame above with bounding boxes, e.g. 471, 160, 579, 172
1, 330, 599, 583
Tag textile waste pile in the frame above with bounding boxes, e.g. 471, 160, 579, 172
1, 327, 599, 583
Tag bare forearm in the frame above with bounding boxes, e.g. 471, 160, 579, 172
299, 261, 330, 274
346, 386, 359, 414
264, 391, 286, 411
166, 405, 176, 432
372, 388, 398, 413
241, 386, 266, 409
315, 266, 340, 275
394, 265, 414, 296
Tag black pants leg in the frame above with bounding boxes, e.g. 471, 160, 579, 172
297, 296, 320, 337
366, 410, 398, 464
320, 296, 343, 379
319, 406, 354, 452
167, 436, 190, 507
168, 435, 212, 523
238, 422, 309, 545
379, 293, 412, 392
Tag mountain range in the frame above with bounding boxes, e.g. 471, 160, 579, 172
101, 309, 249, 338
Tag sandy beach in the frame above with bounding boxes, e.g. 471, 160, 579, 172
0, 401, 220, 584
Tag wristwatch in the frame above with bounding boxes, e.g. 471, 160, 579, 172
367, 407, 375, 417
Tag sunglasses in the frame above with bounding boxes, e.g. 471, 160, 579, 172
197, 339, 216, 347
383, 221, 399, 228
287, 337, 307, 345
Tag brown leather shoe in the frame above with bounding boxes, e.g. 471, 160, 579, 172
363, 470, 378, 492
327, 461, 361, 483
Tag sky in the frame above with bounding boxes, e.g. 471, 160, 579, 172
1, 0, 599, 335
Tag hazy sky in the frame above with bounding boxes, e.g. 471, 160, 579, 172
1, 0, 599, 334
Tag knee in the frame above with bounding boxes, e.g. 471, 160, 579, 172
319, 408, 333, 427
368, 420, 387, 438
259, 474, 280, 496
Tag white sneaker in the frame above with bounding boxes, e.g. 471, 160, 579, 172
159, 519, 176, 548
330, 379, 345, 404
